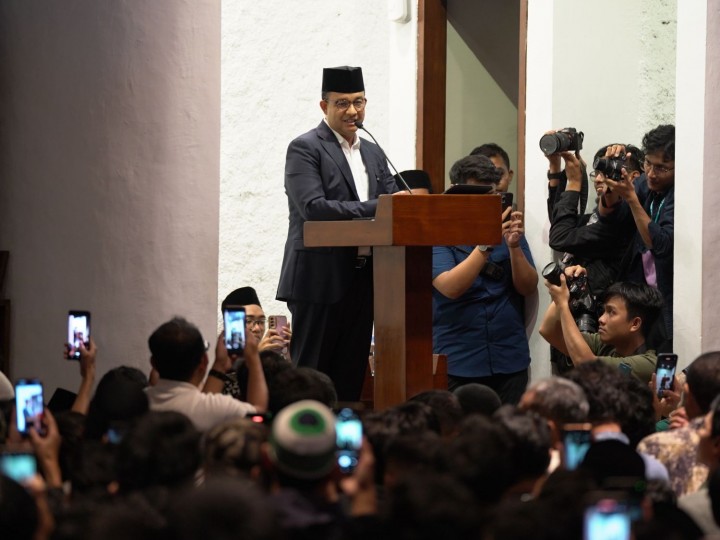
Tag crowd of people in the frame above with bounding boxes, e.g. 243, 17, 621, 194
0, 64, 697, 539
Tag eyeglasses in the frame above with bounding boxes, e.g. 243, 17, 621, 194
246, 317, 267, 328
325, 97, 367, 111
589, 171, 604, 180
643, 159, 674, 175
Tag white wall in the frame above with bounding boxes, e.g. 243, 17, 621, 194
219, 0, 418, 320
525, 0, 684, 378
445, 22, 519, 190
0, 2, 221, 393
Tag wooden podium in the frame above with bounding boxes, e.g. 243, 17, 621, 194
304, 194, 502, 410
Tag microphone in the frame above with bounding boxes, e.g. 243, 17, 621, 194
355, 121, 413, 194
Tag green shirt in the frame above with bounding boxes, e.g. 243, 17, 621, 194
581, 333, 657, 382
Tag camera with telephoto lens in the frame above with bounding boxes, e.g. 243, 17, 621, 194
539, 128, 584, 156
593, 156, 627, 181
542, 262, 601, 333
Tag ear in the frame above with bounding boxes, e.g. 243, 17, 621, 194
320, 99, 328, 115
507, 169, 515, 184
629, 316, 642, 333
200, 353, 209, 370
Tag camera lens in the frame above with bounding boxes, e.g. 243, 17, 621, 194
542, 262, 563, 286
540, 133, 564, 156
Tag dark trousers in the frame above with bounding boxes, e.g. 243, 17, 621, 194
448, 369, 529, 406
288, 264, 374, 402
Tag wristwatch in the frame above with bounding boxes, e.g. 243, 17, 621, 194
208, 369, 231, 383
476, 245, 493, 253
547, 171, 564, 180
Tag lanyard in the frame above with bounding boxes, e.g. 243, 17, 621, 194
649, 196, 666, 223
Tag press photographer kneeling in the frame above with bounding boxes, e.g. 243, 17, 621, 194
539, 265, 663, 382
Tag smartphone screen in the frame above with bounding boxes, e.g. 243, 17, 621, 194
500, 192, 514, 222
15, 379, 44, 435
562, 423, 593, 470
336, 408, 362, 474
655, 353, 678, 399
583, 498, 631, 540
68, 310, 91, 360
223, 306, 246, 355
0, 452, 38, 483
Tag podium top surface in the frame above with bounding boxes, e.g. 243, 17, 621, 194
304, 194, 503, 247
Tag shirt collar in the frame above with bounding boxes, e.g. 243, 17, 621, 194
323, 118, 360, 149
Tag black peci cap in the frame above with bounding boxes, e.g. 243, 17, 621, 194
322, 66, 364, 93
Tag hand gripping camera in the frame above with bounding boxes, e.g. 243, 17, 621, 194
539, 128, 584, 156
542, 262, 601, 333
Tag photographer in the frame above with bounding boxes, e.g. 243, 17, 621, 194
432, 155, 538, 405
602, 125, 675, 351
539, 265, 663, 382
549, 147, 642, 297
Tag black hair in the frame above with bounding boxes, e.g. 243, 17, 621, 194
618, 374, 656, 447
685, 351, 720, 413
148, 317, 206, 381
470, 142, 511, 170
493, 406, 552, 481
449, 154, 503, 185
452, 383, 502, 417
408, 390, 463, 436
603, 282, 664, 339
267, 367, 337, 416
642, 124, 675, 161
115, 411, 201, 492
565, 361, 628, 425
0, 475, 38, 540
521, 377, 589, 424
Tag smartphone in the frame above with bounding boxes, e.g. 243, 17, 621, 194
655, 353, 678, 399
0, 452, 37, 483
583, 498, 631, 540
336, 408, 362, 474
268, 315, 288, 336
223, 305, 246, 355
500, 192, 514, 222
67, 310, 91, 360
15, 378, 44, 435
562, 422, 593, 470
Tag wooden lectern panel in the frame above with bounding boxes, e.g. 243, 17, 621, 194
303, 194, 502, 409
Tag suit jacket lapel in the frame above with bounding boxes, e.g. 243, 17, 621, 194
316, 121, 360, 200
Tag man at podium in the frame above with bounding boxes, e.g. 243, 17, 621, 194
276, 66, 398, 402
432, 155, 538, 405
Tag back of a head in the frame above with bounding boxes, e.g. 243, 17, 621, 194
409, 390, 463, 436
604, 282, 664, 339
268, 400, 337, 485
116, 410, 201, 492
0, 475, 38, 540
268, 367, 337, 416
166, 477, 281, 540
85, 366, 149, 440
384, 472, 481, 540
580, 439, 646, 484
522, 377, 589, 424
449, 154, 503, 185
447, 415, 515, 504
453, 383, 502, 417
493, 406, 552, 481
148, 317, 206, 382
565, 361, 627, 425
236, 350, 292, 399
470, 142, 511, 170
204, 417, 268, 478
686, 351, 720, 414
618, 374, 656, 448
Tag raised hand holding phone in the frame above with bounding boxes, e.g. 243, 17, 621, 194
66, 310, 91, 360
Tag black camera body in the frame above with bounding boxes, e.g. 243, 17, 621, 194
593, 156, 626, 181
542, 262, 601, 333
539, 128, 584, 156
